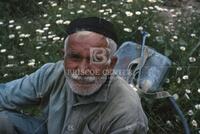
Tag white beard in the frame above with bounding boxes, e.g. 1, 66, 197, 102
64, 70, 107, 96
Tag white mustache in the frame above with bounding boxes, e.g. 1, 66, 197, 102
70, 73, 96, 83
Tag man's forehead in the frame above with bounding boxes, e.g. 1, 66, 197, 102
68, 31, 107, 47
70, 31, 105, 39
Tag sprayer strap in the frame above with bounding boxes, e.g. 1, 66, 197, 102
128, 47, 153, 82
137, 88, 171, 99
155, 91, 171, 99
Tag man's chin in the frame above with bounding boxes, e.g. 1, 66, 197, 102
69, 80, 101, 96
65, 75, 107, 96
71, 84, 99, 96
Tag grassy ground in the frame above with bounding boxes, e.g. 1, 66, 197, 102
0, 0, 200, 133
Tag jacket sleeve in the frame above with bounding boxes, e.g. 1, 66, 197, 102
109, 80, 148, 134
110, 122, 148, 134
109, 107, 148, 134
0, 63, 56, 111
108, 89, 149, 134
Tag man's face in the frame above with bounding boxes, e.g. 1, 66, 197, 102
64, 32, 116, 96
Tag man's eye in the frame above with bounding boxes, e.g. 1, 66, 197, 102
68, 54, 82, 60
92, 56, 103, 62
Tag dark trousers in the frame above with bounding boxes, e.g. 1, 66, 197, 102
0, 110, 47, 134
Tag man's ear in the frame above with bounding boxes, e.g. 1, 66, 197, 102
109, 56, 118, 70
104, 56, 117, 75
60, 48, 65, 59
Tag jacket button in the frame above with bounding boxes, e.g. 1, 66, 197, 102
67, 124, 74, 131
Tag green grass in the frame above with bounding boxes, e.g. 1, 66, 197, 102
0, 0, 199, 133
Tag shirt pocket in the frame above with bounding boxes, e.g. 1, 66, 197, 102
82, 123, 94, 134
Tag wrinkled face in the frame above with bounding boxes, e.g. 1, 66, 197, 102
64, 31, 117, 96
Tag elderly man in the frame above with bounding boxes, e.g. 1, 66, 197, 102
0, 17, 148, 134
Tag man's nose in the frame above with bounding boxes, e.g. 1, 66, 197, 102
78, 59, 89, 75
